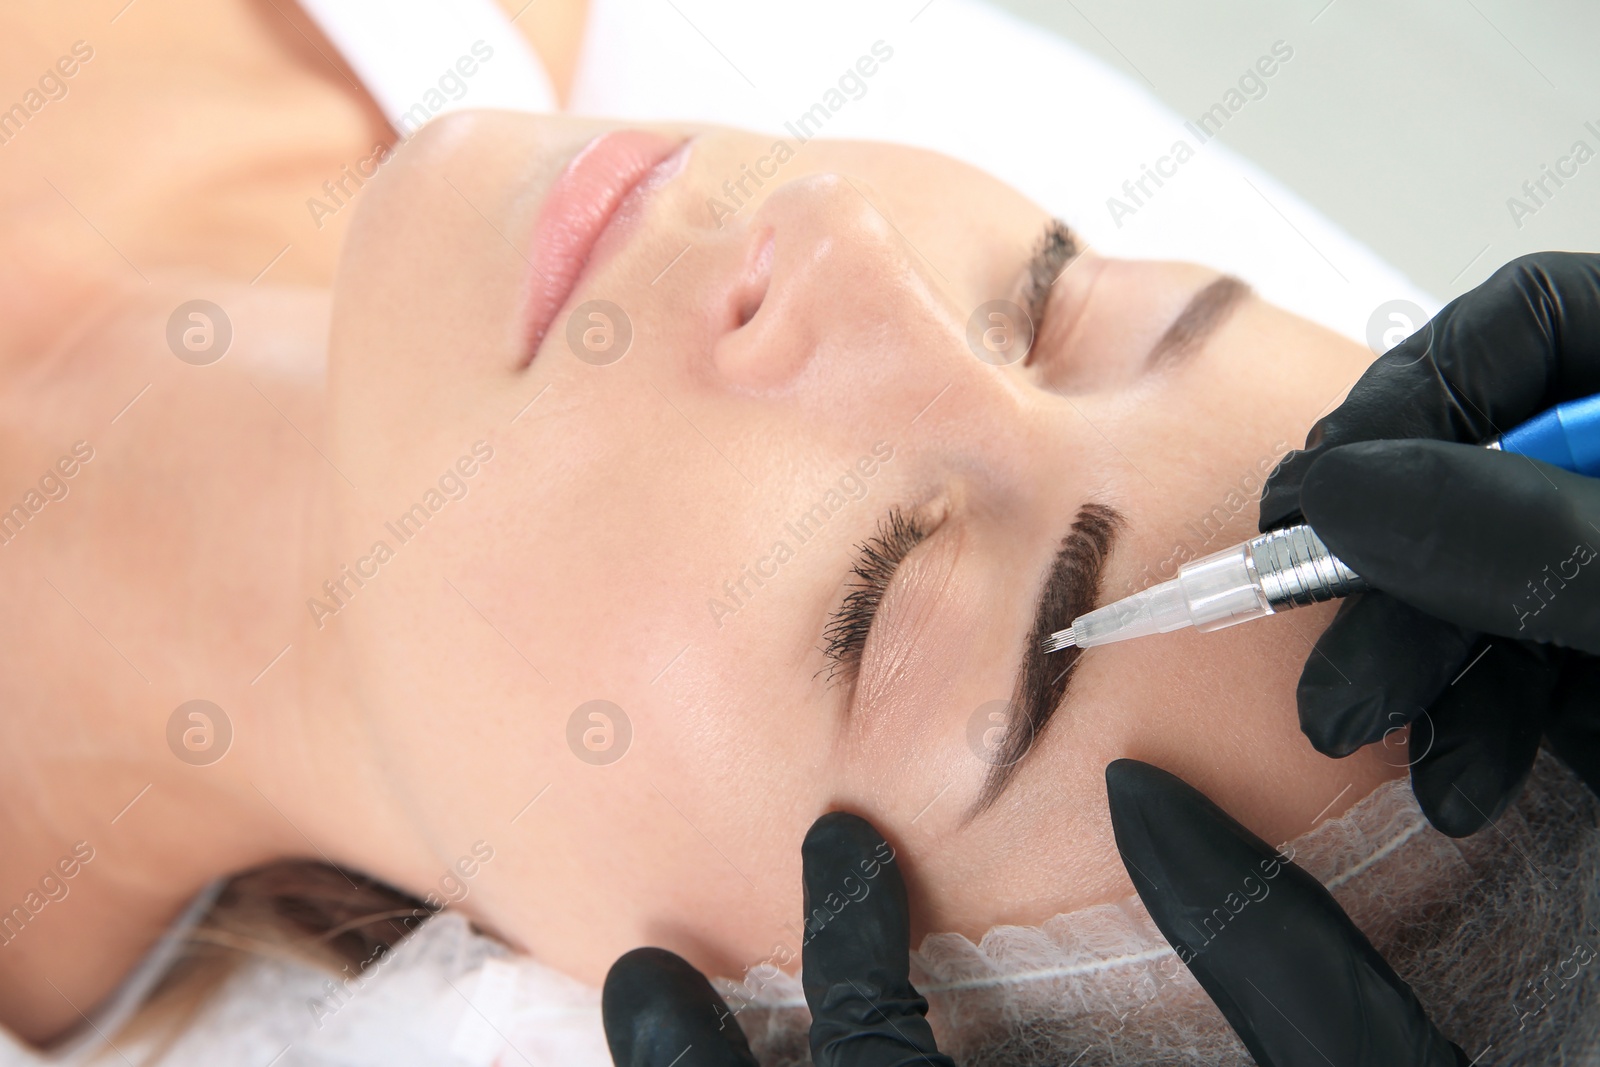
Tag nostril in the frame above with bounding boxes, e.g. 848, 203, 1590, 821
731, 228, 775, 328
735, 293, 761, 328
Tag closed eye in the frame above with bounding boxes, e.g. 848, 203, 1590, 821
1019, 219, 1083, 368
819, 507, 928, 688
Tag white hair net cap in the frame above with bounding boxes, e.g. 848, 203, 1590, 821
727, 752, 1600, 1064
18, 754, 1594, 1066
724, 767, 1471, 1063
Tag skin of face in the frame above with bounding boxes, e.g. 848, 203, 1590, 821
318, 111, 1402, 987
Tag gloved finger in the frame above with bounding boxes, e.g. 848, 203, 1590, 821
602, 947, 759, 1067
1544, 655, 1600, 797
1297, 592, 1477, 757
1106, 759, 1468, 1067
1301, 439, 1600, 653
1260, 251, 1600, 530
1408, 641, 1557, 837
800, 812, 953, 1067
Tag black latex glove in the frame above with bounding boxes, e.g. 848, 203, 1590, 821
602, 811, 954, 1067
1259, 251, 1600, 836
1108, 758, 1470, 1067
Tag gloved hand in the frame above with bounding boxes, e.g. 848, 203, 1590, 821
1107, 757, 1470, 1067
602, 811, 955, 1067
1259, 251, 1600, 836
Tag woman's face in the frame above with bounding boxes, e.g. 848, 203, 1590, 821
324, 112, 1397, 985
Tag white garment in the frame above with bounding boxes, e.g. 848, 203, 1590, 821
1, 1, 1447, 1064
294, 0, 557, 128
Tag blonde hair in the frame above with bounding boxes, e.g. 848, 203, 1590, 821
97, 860, 466, 1065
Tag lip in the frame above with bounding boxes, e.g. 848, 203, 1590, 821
523, 130, 688, 358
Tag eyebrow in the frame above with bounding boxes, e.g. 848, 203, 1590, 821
1145, 275, 1251, 370
968, 502, 1124, 817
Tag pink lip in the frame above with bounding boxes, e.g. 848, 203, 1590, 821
524, 130, 686, 356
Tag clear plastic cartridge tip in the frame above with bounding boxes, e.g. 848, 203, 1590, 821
1040, 524, 1366, 652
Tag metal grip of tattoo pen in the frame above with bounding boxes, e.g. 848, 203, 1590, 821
1248, 524, 1369, 609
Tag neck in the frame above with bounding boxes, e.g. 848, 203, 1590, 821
0, 0, 591, 1044
0, 276, 441, 1047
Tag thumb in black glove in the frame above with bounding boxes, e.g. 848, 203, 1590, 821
1107, 757, 1469, 1067
601, 811, 953, 1067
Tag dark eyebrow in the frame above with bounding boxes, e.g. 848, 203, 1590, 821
1146, 275, 1250, 370
967, 503, 1124, 817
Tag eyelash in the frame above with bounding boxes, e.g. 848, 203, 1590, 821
820, 508, 928, 685
1018, 219, 1081, 367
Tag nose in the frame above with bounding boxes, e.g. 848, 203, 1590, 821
708, 173, 957, 394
